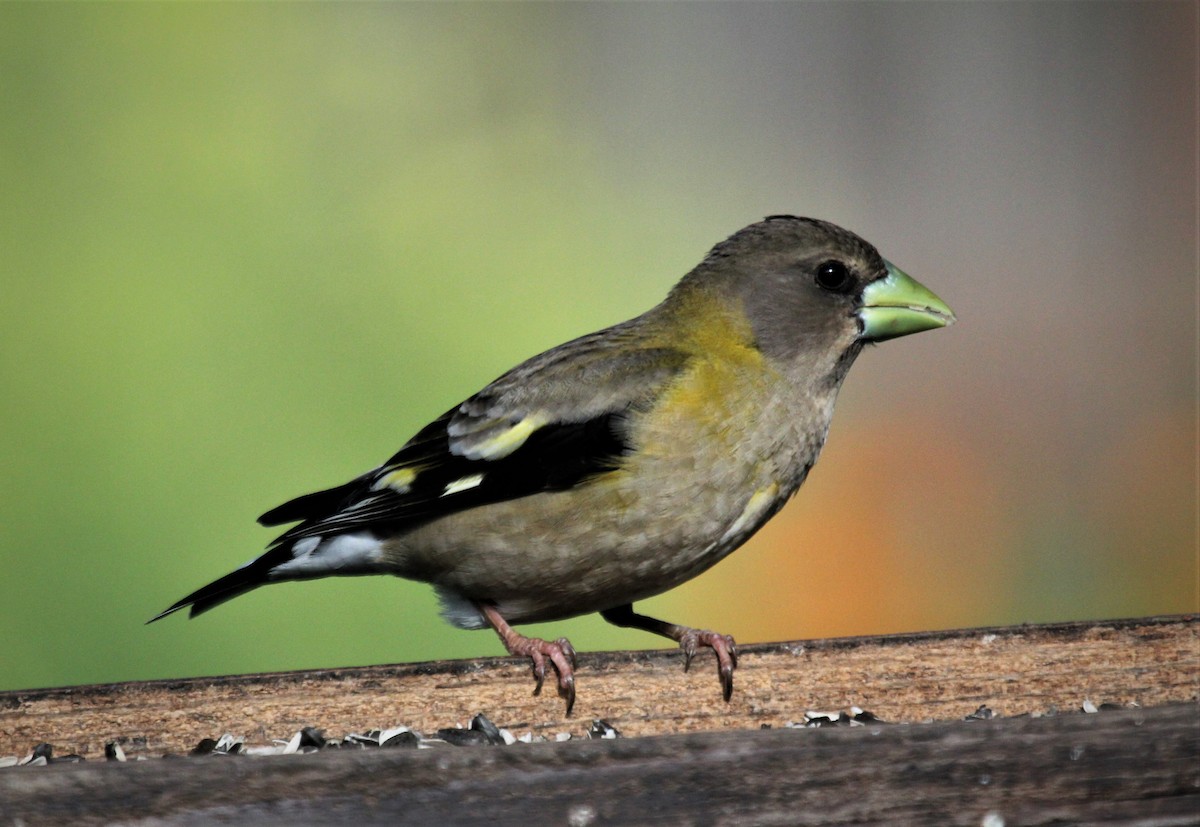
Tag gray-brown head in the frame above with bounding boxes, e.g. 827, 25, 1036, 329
668, 216, 954, 379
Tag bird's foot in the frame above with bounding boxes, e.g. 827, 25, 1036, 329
478, 603, 578, 715
509, 634, 578, 714
599, 605, 740, 703
679, 628, 738, 702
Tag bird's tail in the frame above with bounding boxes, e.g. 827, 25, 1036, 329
146, 543, 296, 623
147, 531, 386, 623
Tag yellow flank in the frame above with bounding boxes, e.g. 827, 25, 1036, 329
722, 482, 780, 543
466, 414, 547, 460
375, 466, 419, 493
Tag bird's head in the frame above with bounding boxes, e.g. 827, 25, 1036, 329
671, 215, 955, 382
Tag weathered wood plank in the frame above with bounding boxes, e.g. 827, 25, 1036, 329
1, 615, 1193, 760
0, 703, 1195, 826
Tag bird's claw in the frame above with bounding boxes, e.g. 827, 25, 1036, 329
556, 636, 579, 670
512, 635, 577, 715
528, 649, 547, 695
678, 629, 738, 702
479, 604, 578, 715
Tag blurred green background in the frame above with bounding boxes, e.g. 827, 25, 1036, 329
1, 3, 1195, 692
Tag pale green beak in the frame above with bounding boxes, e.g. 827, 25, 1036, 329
858, 261, 956, 342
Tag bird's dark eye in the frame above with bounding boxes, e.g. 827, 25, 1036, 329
815, 260, 852, 293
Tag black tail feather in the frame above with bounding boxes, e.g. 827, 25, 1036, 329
146, 544, 295, 623
257, 474, 370, 526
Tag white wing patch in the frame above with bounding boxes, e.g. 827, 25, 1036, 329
442, 473, 484, 497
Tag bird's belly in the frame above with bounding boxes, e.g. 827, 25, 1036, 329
386, 452, 798, 627
386, 372, 827, 628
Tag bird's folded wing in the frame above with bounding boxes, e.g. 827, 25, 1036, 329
258, 329, 690, 545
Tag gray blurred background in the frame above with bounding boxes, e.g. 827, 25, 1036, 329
1, 2, 1195, 691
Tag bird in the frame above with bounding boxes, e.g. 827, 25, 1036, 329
149, 215, 954, 715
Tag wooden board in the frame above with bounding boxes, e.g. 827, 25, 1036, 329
1, 615, 1195, 825
0, 703, 1195, 826
1, 615, 1194, 759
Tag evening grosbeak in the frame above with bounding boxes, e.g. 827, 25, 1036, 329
150, 216, 954, 714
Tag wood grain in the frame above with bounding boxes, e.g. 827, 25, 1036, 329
0, 703, 1195, 825
1, 615, 1194, 759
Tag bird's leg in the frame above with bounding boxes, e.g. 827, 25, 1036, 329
600, 603, 738, 701
477, 602, 578, 715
